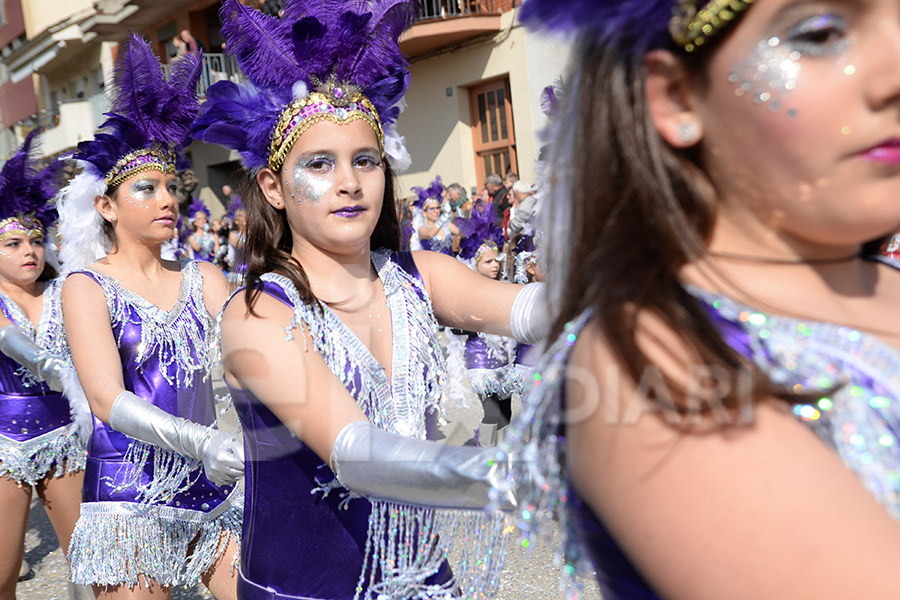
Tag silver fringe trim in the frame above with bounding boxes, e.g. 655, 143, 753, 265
68, 489, 243, 588
102, 439, 202, 505
357, 501, 509, 600
0, 425, 86, 486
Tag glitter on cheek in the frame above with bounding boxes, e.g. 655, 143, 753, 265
292, 163, 332, 206
729, 37, 802, 117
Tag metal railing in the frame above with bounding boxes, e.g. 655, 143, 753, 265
162, 52, 246, 98
418, 0, 496, 20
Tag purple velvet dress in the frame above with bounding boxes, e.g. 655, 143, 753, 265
509, 286, 900, 598
66, 261, 242, 588
227, 250, 455, 600
0, 278, 86, 485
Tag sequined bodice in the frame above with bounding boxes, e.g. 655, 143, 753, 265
0, 279, 64, 393
692, 287, 900, 518
72, 261, 217, 429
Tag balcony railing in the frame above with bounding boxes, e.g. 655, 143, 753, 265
418, 0, 496, 20
162, 53, 246, 98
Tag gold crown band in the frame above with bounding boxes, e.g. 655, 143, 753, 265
105, 147, 177, 188
474, 241, 499, 266
0, 215, 44, 243
268, 91, 385, 173
669, 0, 755, 53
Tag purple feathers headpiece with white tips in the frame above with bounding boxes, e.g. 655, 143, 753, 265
0, 128, 63, 238
411, 175, 443, 209
72, 33, 202, 187
458, 199, 504, 263
194, 0, 418, 174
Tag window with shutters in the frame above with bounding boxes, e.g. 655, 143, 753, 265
469, 77, 517, 187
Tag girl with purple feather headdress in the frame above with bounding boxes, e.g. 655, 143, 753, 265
409, 175, 458, 255
56, 33, 244, 597
186, 197, 220, 263
494, 0, 900, 598
0, 129, 91, 599
193, 1, 551, 598
445, 200, 516, 446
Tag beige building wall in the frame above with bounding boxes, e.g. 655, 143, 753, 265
396, 9, 570, 196
21, 0, 94, 38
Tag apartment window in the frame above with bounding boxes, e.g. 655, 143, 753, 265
469, 77, 517, 187
0, 1, 7, 27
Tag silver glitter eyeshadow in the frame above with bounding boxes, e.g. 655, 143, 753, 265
292, 162, 332, 205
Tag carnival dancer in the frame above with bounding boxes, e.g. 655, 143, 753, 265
0, 130, 90, 599
57, 35, 243, 598
409, 176, 458, 255
187, 198, 219, 263
495, 0, 900, 598
451, 200, 515, 445
193, 0, 547, 598
225, 195, 246, 285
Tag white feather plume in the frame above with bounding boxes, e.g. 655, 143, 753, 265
56, 161, 110, 271
384, 126, 411, 174
59, 362, 93, 447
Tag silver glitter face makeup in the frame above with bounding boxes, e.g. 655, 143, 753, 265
729, 12, 851, 119
125, 178, 176, 210
292, 157, 332, 205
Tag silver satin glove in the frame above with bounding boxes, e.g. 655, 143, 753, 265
331, 420, 516, 511
509, 282, 549, 344
109, 390, 244, 486
0, 325, 65, 392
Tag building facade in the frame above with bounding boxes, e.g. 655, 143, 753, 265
1, 0, 569, 214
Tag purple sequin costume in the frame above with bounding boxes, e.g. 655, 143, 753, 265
226, 249, 505, 600
190, 231, 217, 263
502, 285, 900, 598
465, 332, 514, 399
0, 278, 86, 485
66, 261, 242, 588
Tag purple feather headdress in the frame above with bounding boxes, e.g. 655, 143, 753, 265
519, 0, 752, 55
72, 33, 202, 187
187, 198, 210, 219
194, 0, 418, 174
458, 199, 504, 263
0, 128, 64, 237
226, 194, 244, 219
411, 175, 443, 209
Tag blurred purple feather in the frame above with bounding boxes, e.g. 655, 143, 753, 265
458, 199, 504, 261
519, 0, 679, 53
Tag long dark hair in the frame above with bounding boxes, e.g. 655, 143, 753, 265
552, 37, 775, 416
241, 161, 400, 313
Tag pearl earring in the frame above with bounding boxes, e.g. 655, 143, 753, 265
677, 121, 699, 144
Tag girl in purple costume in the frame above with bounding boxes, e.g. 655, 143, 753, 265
193, 1, 547, 598
187, 199, 219, 263
57, 36, 243, 599
0, 130, 89, 599
410, 176, 458, 255
499, 0, 900, 598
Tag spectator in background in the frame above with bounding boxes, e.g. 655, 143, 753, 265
446, 182, 468, 217
180, 29, 204, 53
507, 180, 537, 239
171, 35, 186, 59
485, 173, 509, 226
503, 171, 519, 192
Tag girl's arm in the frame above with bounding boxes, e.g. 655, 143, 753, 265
220, 292, 511, 509
567, 314, 900, 600
412, 249, 522, 337
188, 233, 202, 252
61, 273, 128, 422
417, 222, 437, 241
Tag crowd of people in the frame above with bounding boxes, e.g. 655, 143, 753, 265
3, 0, 900, 599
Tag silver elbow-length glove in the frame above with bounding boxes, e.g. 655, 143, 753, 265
331, 420, 516, 511
0, 325, 65, 392
509, 282, 549, 345
109, 390, 244, 486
